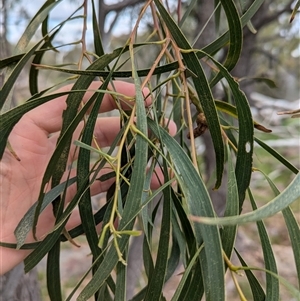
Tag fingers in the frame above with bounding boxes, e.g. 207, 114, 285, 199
92, 117, 177, 147
52, 117, 177, 165
92, 117, 125, 148
63, 163, 174, 205
63, 166, 173, 233
26, 81, 151, 135
62, 166, 116, 202
163, 119, 177, 137
48, 116, 123, 163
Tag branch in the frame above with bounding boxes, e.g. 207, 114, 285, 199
103, 0, 145, 14
106, 12, 121, 37
251, 1, 293, 31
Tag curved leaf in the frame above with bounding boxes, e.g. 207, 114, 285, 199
248, 189, 279, 300
210, 0, 243, 87
154, 0, 225, 190
192, 172, 300, 226
148, 119, 225, 301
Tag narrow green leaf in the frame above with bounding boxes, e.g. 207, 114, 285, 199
171, 190, 196, 256
245, 77, 277, 88
290, 0, 300, 23
214, 0, 221, 33
77, 81, 108, 252
210, 0, 243, 87
14, 177, 76, 249
0, 241, 39, 250
258, 170, 300, 289
241, 265, 300, 299
165, 233, 181, 281
29, 28, 61, 95
216, 100, 272, 133
76, 85, 107, 301
201, 0, 264, 58
24, 218, 68, 272
154, 0, 225, 189
77, 67, 149, 301
118, 63, 148, 226
48, 172, 78, 298
15, 1, 60, 53
0, 53, 27, 68
248, 189, 279, 300
91, 0, 105, 57
143, 235, 154, 282
221, 145, 239, 258
147, 119, 225, 301
238, 0, 257, 34
0, 90, 78, 160
32, 50, 126, 236
144, 185, 171, 301
115, 253, 127, 301
199, 50, 254, 209
62, 203, 108, 241
181, 261, 204, 301
178, 0, 198, 28
24, 161, 103, 272
0, 0, 59, 111
47, 240, 62, 301
282, 207, 300, 290
30, 10, 83, 95
0, 43, 79, 69
0, 41, 43, 111
254, 137, 299, 174
141, 163, 157, 282
75, 77, 115, 301
171, 247, 203, 301
23, 90, 106, 271
30, 59, 179, 78
193, 172, 300, 226
235, 250, 266, 300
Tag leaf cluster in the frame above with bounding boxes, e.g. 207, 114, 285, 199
0, 0, 299, 300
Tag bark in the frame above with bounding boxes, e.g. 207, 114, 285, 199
97, 0, 145, 47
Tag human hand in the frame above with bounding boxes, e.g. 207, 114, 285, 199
0, 81, 176, 275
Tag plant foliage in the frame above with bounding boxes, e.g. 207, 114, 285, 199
0, 0, 299, 300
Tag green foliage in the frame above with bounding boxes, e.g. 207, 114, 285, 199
0, 1, 299, 300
